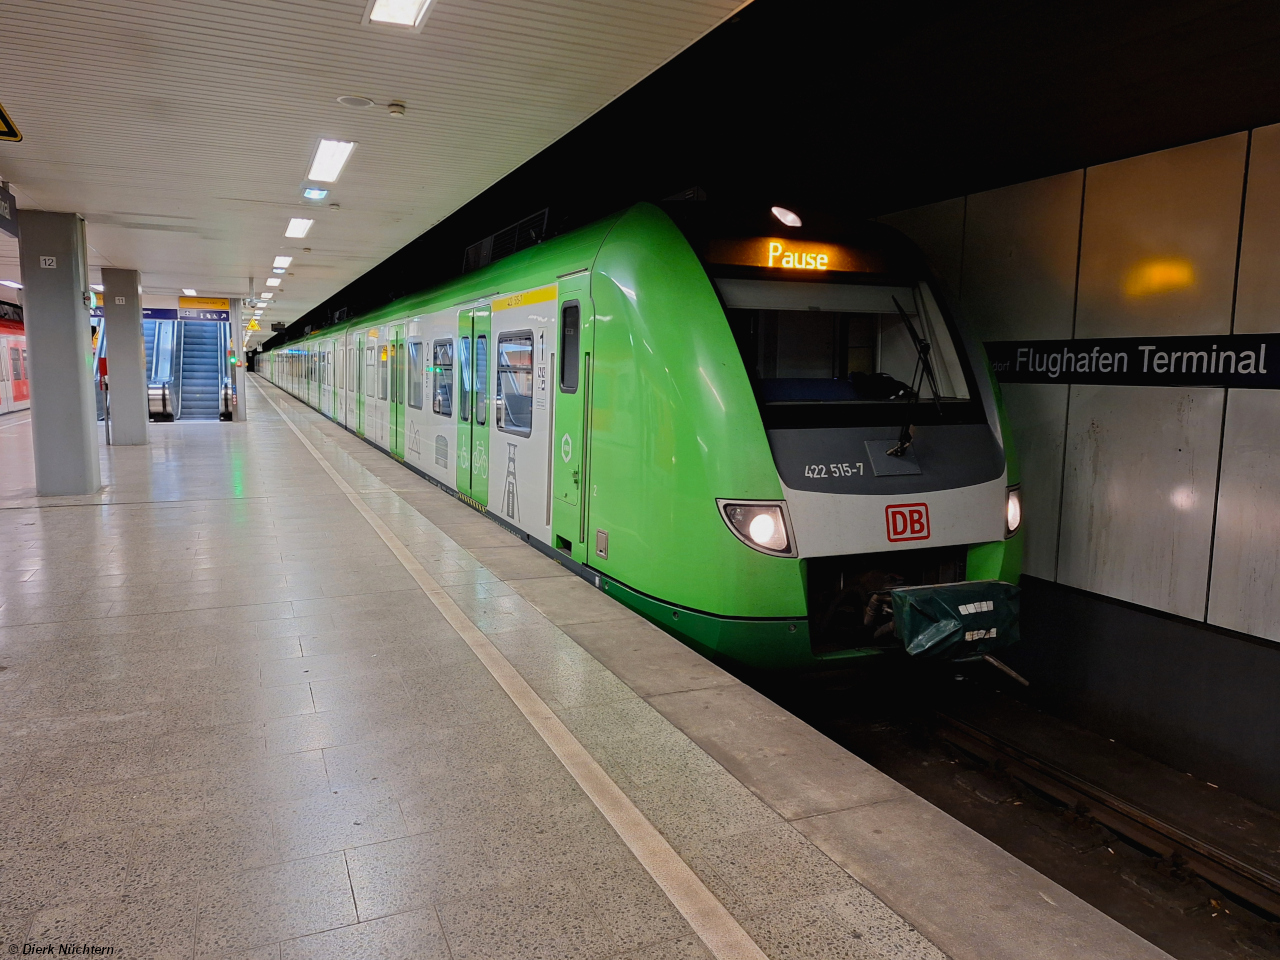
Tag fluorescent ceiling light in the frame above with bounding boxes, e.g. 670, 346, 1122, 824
302, 187, 328, 200
266, 277, 281, 286
261, 292, 274, 299
307, 140, 356, 183
272, 268, 287, 274
285, 218, 314, 238
90, 284, 104, 292
0, 280, 21, 288
367, 0, 433, 27
182, 288, 197, 296
273, 256, 293, 268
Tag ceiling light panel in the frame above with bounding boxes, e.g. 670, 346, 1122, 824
273, 256, 293, 268
182, 288, 197, 296
266, 277, 281, 286
261, 292, 274, 299
285, 218, 314, 238
90, 284, 104, 292
366, 0, 434, 29
307, 140, 356, 183
0, 280, 22, 289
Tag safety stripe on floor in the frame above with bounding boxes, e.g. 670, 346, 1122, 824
254, 379, 770, 960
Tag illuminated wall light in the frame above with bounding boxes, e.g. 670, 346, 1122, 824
182, 288, 197, 296
367, 0, 434, 27
285, 218, 314, 238
266, 277, 281, 287
771, 206, 802, 227
302, 187, 328, 200
306, 140, 356, 183
1125, 258, 1195, 298
273, 256, 293, 268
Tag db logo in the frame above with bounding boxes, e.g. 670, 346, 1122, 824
886, 503, 930, 542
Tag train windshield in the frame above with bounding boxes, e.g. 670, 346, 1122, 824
719, 279, 972, 417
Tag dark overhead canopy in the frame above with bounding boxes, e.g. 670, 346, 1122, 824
277, 0, 1280, 345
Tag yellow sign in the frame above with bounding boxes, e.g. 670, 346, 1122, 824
178, 296, 231, 311
707, 238, 881, 274
493, 284, 557, 312
0, 102, 20, 142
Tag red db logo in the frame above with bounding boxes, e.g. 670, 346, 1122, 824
886, 503, 930, 542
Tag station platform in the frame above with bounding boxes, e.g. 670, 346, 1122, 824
0, 384, 1171, 960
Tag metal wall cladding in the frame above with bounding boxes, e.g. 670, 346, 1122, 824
1234, 123, 1280, 334
1058, 385, 1223, 620
963, 171, 1083, 343
1207, 390, 1280, 639
1075, 133, 1247, 339
1002, 383, 1069, 580
878, 197, 966, 308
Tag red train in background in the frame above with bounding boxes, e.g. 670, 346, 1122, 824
0, 318, 30, 415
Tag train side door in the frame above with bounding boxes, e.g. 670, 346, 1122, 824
356, 336, 366, 435
455, 306, 492, 505
390, 323, 406, 458
551, 277, 594, 560
330, 338, 339, 417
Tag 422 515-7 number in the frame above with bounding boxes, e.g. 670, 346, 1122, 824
804, 462, 864, 478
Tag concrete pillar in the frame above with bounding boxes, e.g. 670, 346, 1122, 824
101, 268, 149, 445
16, 210, 101, 496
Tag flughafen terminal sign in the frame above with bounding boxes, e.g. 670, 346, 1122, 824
986, 335, 1279, 388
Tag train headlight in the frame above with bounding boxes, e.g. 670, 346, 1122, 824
1005, 485, 1022, 539
718, 500, 796, 557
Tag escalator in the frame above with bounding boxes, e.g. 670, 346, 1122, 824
147, 320, 232, 421
178, 321, 223, 419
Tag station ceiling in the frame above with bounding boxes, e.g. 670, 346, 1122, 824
0, 0, 745, 343
284, 0, 1280, 343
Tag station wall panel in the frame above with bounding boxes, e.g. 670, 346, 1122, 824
1057, 385, 1222, 620
1000, 382, 1068, 580
962, 171, 1083, 342
877, 196, 965, 309
1207, 390, 1280, 639
1075, 133, 1246, 339
1234, 123, 1280, 334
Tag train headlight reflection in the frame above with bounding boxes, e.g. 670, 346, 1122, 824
1005, 485, 1022, 539
719, 500, 796, 556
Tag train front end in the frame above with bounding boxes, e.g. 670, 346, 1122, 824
647, 203, 1021, 667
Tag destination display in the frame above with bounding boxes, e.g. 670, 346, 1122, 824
706, 237, 883, 274
986, 334, 1280, 388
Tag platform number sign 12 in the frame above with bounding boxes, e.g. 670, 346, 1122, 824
40, 256, 56, 269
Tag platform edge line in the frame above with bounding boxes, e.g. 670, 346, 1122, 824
254, 379, 770, 960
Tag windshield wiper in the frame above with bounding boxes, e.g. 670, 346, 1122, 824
887, 295, 942, 457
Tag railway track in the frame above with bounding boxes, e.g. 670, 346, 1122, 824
936, 712, 1280, 920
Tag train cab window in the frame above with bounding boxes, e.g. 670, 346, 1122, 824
379, 345, 389, 400
559, 302, 580, 392
496, 331, 534, 437
432, 340, 454, 417
407, 340, 424, 409
718, 279, 972, 425
475, 336, 488, 426
459, 337, 471, 422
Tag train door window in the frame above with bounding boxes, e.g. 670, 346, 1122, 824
407, 340, 424, 409
389, 343, 399, 404
432, 340, 453, 416
496, 331, 534, 437
22, 349, 28, 379
459, 337, 471, 422
475, 335, 488, 426
560, 302, 580, 392
379, 344, 389, 400
337, 348, 344, 389
7, 347, 16, 381
366, 346, 376, 397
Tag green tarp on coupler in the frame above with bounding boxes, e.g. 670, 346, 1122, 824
891, 580, 1020, 659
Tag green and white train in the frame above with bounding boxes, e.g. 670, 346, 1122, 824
261, 202, 1022, 669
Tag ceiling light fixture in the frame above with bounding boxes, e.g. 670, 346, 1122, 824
771, 206, 802, 228
366, 0, 435, 29
272, 268, 287, 274
306, 140, 356, 183
261, 292, 274, 299
302, 187, 328, 200
182, 288, 197, 296
285, 218, 314, 238
273, 256, 293, 268
90, 284, 104, 292
337, 95, 375, 108
0, 280, 22, 289
266, 277, 281, 287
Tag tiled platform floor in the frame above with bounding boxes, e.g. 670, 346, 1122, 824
0, 396, 944, 960
0, 385, 1174, 960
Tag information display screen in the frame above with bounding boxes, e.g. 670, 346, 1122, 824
706, 237, 883, 274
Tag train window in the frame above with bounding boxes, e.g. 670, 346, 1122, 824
496, 331, 534, 437
459, 336, 471, 422
366, 346, 376, 398
475, 336, 488, 425
22, 349, 28, 379
337, 348, 344, 389
11, 347, 20, 380
379, 345, 389, 400
559, 302, 580, 392
432, 340, 454, 417
408, 341, 424, 409
718, 279, 972, 412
